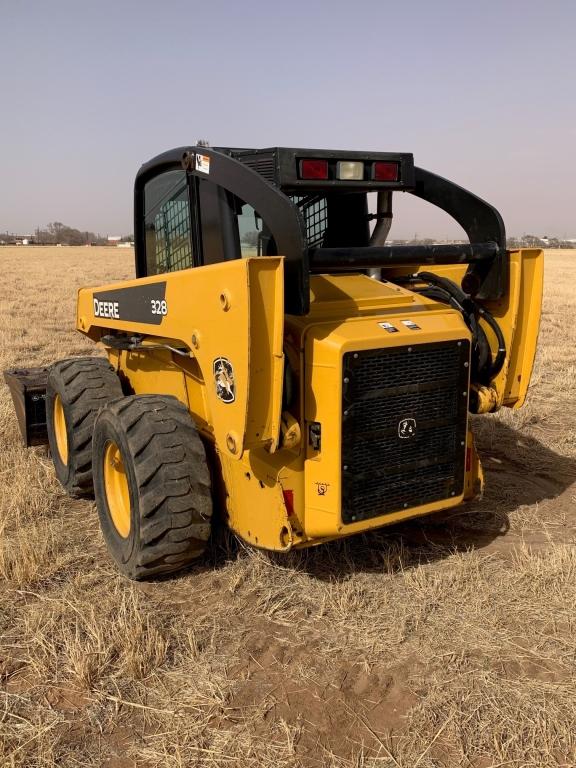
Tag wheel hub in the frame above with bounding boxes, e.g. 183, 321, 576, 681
103, 441, 131, 538
53, 394, 69, 464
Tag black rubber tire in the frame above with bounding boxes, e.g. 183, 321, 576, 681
46, 357, 123, 497
92, 395, 212, 580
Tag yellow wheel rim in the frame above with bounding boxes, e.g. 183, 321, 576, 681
53, 394, 69, 464
103, 441, 131, 538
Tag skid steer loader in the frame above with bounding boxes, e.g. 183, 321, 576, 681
5, 145, 543, 579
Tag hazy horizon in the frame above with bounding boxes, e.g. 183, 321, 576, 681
1, 0, 574, 240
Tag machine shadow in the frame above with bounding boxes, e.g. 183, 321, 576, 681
207, 417, 576, 582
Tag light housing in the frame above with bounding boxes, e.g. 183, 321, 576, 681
337, 161, 364, 181
299, 159, 329, 180
372, 161, 399, 181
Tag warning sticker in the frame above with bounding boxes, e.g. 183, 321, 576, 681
195, 154, 211, 174
401, 319, 421, 330
378, 321, 399, 333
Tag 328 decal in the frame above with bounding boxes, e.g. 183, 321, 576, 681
93, 282, 167, 325
150, 299, 168, 316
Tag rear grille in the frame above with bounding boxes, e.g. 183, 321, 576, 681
341, 340, 470, 524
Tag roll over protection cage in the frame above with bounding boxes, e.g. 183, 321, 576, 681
134, 146, 507, 315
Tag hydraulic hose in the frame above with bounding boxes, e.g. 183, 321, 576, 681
477, 305, 506, 378
408, 272, 506, 384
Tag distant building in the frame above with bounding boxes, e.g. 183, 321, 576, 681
107, 236, 122, 245
0, 233, 33, 245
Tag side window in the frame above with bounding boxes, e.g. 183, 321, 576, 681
236, 202, 276, 258
198, 179, 239, 265
196, 185, 277, 264
237, 203, 260, 258
144, 170, 193, 274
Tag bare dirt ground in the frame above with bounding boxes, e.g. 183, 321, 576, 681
0, 246, 575, 767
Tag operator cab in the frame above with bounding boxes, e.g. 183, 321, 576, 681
135, 145, 507, 315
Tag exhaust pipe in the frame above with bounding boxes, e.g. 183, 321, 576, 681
368, 191, 393, 280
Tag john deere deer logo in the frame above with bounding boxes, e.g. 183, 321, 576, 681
213, 357, 236, 403
398, 418, 417, 439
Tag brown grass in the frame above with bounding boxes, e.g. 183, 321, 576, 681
0, 246, 575, 767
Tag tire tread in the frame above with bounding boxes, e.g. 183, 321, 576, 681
96, 395, 212, 579
47, 357, 123, 496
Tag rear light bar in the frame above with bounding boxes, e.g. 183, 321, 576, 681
298, 158, 400, 183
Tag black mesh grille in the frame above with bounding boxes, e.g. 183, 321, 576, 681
355, 344, 462, 390
349, 463, 457, 521
353, 387, 458, 435
341, 340, 470, 524
291, 195, 328, 248
154, 201, 193, 273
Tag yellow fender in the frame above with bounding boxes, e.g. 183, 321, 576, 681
76, 257, 285, 459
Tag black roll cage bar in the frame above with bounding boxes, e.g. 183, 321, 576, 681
134, 146, 507, 315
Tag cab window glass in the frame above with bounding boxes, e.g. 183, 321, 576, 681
198, 179, 237, 265
237, 203, 259, 257
236, 202, 276, 257
144, 170, 193, 274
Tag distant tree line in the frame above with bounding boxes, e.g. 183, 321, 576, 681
506, 235, 575, 249
34, 222, 107, 246
391, 236, 575, 249
0, 223, 134, 246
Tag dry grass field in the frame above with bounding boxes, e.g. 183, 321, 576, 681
1, 246, 575, 767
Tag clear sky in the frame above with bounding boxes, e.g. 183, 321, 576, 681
1, 0, 574, 240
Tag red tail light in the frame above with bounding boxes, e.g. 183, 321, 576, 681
300, 159, 329, 180
373, 161, 399, 181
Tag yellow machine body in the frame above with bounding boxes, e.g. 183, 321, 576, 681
76, 248, 543, 551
